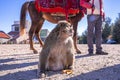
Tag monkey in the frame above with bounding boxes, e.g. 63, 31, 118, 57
38, 21, 76, 77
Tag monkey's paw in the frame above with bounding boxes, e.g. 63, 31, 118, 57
37, 71, 47, 78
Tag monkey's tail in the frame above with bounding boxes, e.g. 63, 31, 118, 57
20, 1, 29, 36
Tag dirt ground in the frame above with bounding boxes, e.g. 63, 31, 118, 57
0, 44, 120, 80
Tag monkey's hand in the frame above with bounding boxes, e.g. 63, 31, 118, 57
62, 69, 73, 74
41, 73, 46, 78
37, 70, 46, 78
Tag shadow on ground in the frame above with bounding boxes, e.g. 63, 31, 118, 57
0, 69, 38, 80
65, 64, 120, 80
0, 53, 120, 80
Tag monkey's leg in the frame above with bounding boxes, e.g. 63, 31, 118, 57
38, 52, 48, 77
62, 53, 74, 74
66, 53, 74, 70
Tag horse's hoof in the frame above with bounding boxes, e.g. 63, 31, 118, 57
76, 50, 81, 54
33, 50, 38, 54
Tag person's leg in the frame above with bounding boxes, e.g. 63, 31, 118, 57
95, 15, 102, 52
87, 15, 95, 54
95, 16, 108, 55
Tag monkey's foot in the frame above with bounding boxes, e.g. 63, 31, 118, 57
41, 73, 47, 78
38, 72, 47, 78
62, 69, 73, 74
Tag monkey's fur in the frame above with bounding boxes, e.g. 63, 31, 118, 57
38, 21, 76, 76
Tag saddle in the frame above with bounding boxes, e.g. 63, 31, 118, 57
35, 0, 80, 18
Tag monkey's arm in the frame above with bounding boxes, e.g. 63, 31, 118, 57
39, 50, 49, 73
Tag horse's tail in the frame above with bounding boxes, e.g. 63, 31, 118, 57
20, 1, 29, 36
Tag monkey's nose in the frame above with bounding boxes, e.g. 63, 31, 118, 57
70, 29, 74, 33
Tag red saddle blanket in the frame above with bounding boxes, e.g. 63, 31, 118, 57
35, 0, 80, 15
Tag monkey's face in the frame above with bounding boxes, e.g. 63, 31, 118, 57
62, 26, 74, 37
59, 22, 74, 39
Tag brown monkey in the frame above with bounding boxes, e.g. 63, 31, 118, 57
38, 21, 76, 77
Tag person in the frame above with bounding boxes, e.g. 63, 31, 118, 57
80, 0, 108, 55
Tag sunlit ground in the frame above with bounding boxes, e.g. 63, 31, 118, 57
0, 44, 120, 80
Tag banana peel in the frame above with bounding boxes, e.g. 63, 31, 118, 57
62, 69, 73, 74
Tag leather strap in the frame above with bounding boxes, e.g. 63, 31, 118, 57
99, 0, 102, 16
91, 0, 94, 14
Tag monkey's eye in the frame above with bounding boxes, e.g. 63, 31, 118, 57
62, 30, 67, 33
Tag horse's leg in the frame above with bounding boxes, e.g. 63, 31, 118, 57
35, 20, 44, 47
28, 1, 45, 53
73, 22, 81, 53
70, 13, 83, 53
29, 21, 38, 54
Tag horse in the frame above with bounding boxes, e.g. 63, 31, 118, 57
20, 1, 84, 54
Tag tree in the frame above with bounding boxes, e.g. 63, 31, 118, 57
112, 18, 120, 43
102, 17, 112, 43
79, 30, 88, 44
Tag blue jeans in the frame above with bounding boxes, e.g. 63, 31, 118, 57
87, 15, 102, 53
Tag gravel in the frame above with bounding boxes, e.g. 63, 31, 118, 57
0, 44, 120, 80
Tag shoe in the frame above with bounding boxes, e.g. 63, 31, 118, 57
88, 52, 94, 56
96, 51, 108, 55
